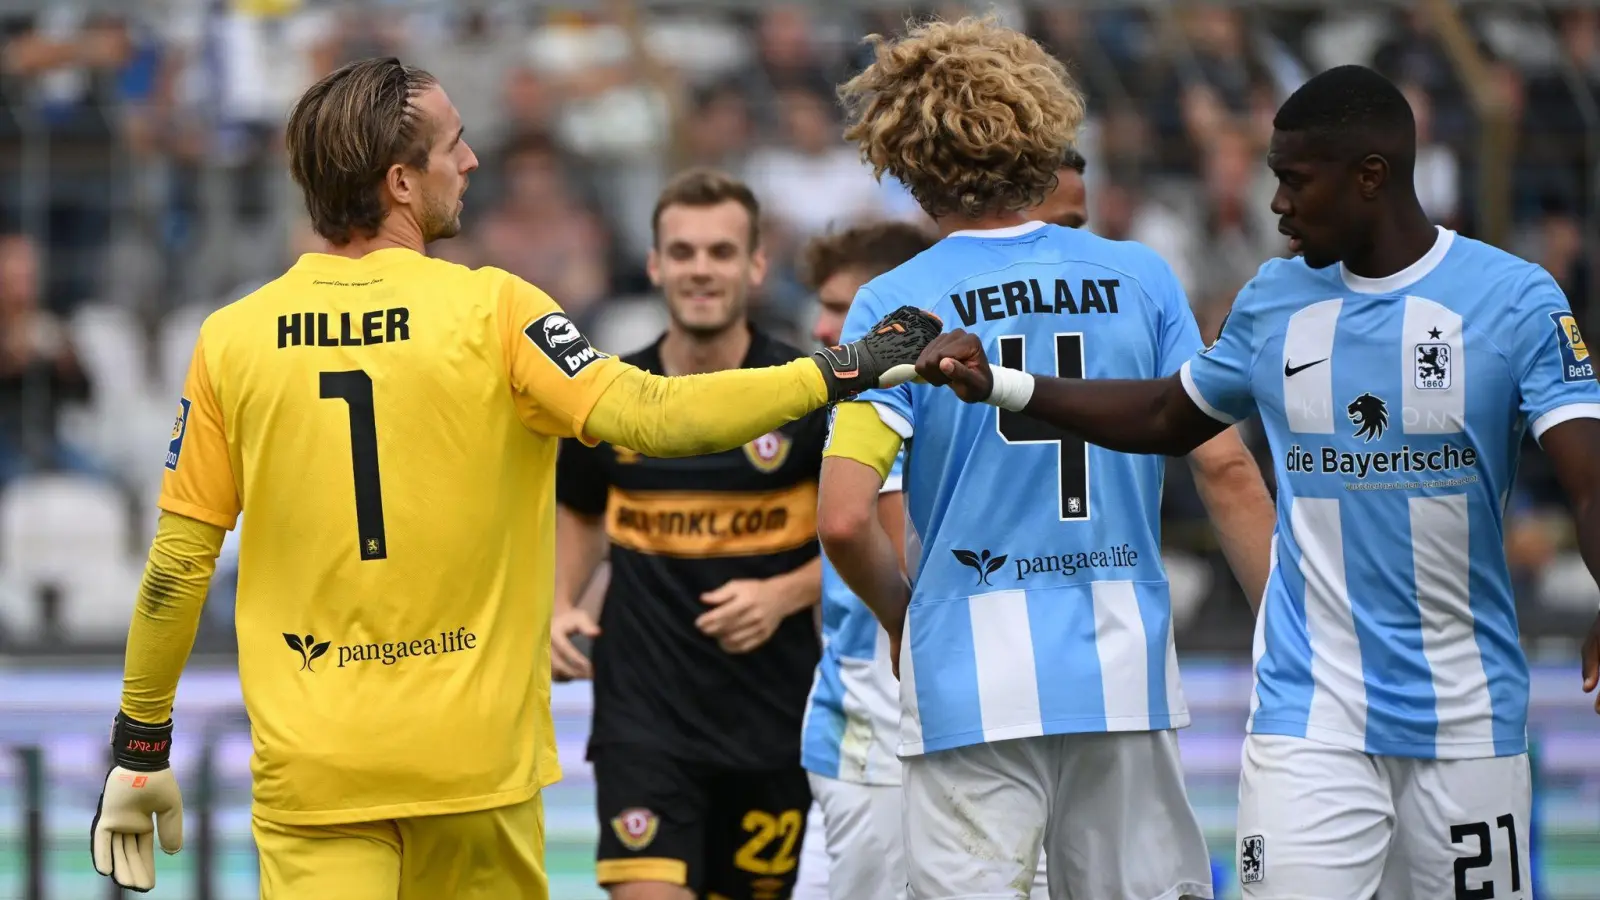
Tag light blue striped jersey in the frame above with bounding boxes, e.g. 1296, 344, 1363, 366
839, 220, 1203, 756
1182, 226, 1600, 759
802, 452, 905, 784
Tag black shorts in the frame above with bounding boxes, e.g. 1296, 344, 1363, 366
593, 745, 813, 900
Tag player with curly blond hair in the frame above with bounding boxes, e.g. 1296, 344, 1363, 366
838, 15, 1084, 223
819, 16, 1274, 900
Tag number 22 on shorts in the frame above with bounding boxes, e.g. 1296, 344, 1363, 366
733, 809, 803, 876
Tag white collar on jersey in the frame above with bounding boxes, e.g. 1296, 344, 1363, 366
1339, 225, 1455, 295
946, 220, 1049, 239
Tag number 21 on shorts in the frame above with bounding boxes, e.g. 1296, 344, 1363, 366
1452, 814, 1523, 900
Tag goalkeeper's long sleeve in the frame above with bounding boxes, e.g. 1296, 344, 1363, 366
120, 511, 225, 724
583, 359, 830, 457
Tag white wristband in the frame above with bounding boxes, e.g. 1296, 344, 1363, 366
985, 366, 1035, 412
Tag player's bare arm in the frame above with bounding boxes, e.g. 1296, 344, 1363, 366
1186, 430, 1275, 613
810, 478, 907, 643
696, 556, 822, 654
1530, 417, 1600, 713
877, 489, 908, 576
818, 453, 910, 673
552, 505, 607, 680
915, 329, 1228, 456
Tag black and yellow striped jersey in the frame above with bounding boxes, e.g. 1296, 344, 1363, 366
556, 327, 826, 770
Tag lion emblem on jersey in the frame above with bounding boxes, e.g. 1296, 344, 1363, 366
1346, 392, 1388, 443
542, 314, 581, 346
1239, 834, 1265, 885
1416, 345, 1448, 382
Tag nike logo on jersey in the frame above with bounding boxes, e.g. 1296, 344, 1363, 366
1284, 358, 1327, 377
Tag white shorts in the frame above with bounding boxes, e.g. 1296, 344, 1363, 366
806, 774, 907, 900
793, 798, 833, 900
903, 731, 1211, 900
1237, 733, 1532, 899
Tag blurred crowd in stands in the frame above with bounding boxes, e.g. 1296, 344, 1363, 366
2, 0, 1600, 654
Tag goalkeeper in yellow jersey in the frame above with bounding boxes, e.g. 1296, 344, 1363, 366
88, 57, 940, 899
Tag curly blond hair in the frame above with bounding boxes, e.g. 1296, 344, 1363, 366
838, 16, 1085, 220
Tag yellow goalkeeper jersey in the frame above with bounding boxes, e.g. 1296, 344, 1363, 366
160, 247, 626, 825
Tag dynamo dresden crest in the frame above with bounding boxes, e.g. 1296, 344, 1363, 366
611, 807, 659, 851
743, 431, 792, 473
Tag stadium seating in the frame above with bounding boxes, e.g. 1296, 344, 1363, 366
63, 302, 177, 487
71, 303, 148, 403
0, 474, 139, 645
56, 561, 143, 644
157, 303, 211, 399
0, 574, 43, 644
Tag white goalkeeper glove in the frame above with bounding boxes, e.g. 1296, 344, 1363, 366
90, 712, 184, 893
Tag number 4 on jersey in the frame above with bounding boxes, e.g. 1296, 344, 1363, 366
996, 334, 1089, 521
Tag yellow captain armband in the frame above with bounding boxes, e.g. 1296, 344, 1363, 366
823, 401, 903, 483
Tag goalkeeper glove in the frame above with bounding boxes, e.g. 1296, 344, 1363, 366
90, 712, 184, 893
811, 306, 943, 402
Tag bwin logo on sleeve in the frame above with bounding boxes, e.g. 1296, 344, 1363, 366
165, 397, 191, 471
1549, 311, 1595, 383
526, 312, 607, 378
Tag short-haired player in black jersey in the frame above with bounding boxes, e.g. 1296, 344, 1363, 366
554, 168, 826, 900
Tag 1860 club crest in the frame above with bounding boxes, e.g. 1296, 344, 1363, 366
1414, 327, 1451, 390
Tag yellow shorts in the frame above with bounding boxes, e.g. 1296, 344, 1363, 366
252, 791, 546, 900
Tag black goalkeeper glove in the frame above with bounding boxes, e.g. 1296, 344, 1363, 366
811, 306, 944, 402
90, 712, 184, 893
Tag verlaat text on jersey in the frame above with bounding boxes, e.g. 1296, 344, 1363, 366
276, 308, 411, 348
951, 278, 1121, 326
